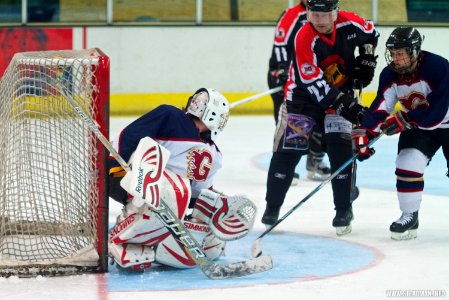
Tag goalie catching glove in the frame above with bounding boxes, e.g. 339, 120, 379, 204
191, 189, 257, 241
120, 137, 171, 210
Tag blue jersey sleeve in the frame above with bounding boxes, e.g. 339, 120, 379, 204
407, 53, 449, 128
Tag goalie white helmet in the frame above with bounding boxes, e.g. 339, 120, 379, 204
186, 88, 230, 141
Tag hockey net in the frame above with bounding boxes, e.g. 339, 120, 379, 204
0, 49, 109, 277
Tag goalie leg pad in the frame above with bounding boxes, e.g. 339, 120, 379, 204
109, 243, 155, 271
192, 189, 257, 241
109, 207, 170, 246
184, 219, 226, 260
155, 219, 226, 268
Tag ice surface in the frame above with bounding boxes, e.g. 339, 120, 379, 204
1, 116, 447, 300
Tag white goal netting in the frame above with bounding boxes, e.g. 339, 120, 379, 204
0, 49, 109, 277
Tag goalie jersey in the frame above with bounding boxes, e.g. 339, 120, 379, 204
110, 105, 223, 199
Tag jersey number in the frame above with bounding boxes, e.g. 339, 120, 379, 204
307, 79, 331, 102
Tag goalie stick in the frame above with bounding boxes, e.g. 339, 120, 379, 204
251, 133, 383, 258
229, 86, 282, 109
59, 85, 273, 279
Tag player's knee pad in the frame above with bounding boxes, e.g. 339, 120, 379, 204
396, 148, 427, 194
155, 219, 226, 268
396, 148, 428, 174
324, 131, 352, 174
191, 189, 257, 241
109, 242, 155, 270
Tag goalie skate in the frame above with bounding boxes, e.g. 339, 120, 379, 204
109, 243, 155, 272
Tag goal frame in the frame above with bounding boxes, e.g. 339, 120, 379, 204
0, 48, 110, 277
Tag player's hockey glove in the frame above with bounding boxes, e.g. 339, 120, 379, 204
380, 111, 414, 136
269, 67, 288, 87
353, 54, 378, 88
351, 126, 378, 161
333, 93, 367, 124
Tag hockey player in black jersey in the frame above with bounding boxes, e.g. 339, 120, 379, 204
352, 27, 449, 240
267, 0, 330, 182
262, 0, 379, 236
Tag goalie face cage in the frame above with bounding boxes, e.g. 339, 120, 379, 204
0, 49, 109, 277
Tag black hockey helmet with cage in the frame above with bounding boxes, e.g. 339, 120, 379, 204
385, 27, 422, 53
306, 0, 338, 12
385, 27, 423, 74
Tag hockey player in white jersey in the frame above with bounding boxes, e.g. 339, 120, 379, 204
108, 88, 257, 271
352, 27, 449, 240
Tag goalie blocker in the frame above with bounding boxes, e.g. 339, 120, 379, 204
109, 138, 257, 271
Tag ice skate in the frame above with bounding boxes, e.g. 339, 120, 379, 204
390, 211, 419, 240
306, 154, 331, 181
332, 207, 354, 236
261, 207, 280, 228
291, 172, 300, 186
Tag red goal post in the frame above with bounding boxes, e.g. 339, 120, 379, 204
0, 48, 109, 277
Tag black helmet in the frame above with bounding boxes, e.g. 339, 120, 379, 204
306, 0, 338, 12
385, 27, 423, 74
386, 27, 422, 52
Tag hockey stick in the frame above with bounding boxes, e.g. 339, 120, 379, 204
229, 86, 282, 109
349, 82, 364, 201
251, 133, 383, 258
59, 86, 273, 279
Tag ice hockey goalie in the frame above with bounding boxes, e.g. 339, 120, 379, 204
108, 138, 257, 272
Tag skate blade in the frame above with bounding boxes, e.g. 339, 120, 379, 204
291, 177, 299, 186
306, 171, 330, 181
335, 225, 352, 236
391, 229, 417, 240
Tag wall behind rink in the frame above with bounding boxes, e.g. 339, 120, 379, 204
75, 26, 449, 114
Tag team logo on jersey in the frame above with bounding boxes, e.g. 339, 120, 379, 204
321, 55, 347, 87
399, 92, 429, 111
276, 29, 285, 39
186, 148, 213, 181
301, 63, 316, 75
